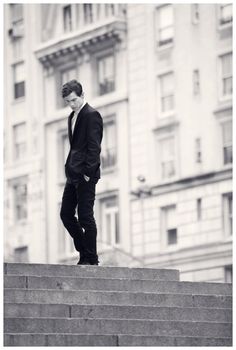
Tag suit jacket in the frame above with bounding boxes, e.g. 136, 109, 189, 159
65, 103, 103, 182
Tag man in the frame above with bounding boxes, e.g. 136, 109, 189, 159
60, 80, 103, 265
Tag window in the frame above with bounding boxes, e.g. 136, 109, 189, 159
219, 4, 232, 26
159, 137, 175, 179
63, 5, 72, 32
101, 197, 120, 247
62, 134, 69, 164
195, 138, 202, 163
61, 67, 77, 85
98, 55, 115, 95
9, 4, 24, 38
157, 5, 174, 46
14, 246, 28, 263
58, 66, 77, 108
220, 53, 232, 98
161, 205, 177, 246
84, 4, 93, 24
105, 4, 115, 16
192, 4, 200, 24
222, 121, 232, 165
13, 182, 27, 221
224, 265, 232, 283
160, 73, 174, 113
101, 119, 117, 170
197, 198, 202, 221
58, 204, 74, 257
12, 39, 24, 61
13, 62, 25, 99
58, 133, 69, 181
168, 228, 177, 245
223, 193, 232, 237
193, 69, 200, 95
13, 123, 26, 160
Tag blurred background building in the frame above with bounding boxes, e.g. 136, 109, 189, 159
3, 3, 232, 282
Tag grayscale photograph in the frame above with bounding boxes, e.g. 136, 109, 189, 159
3, 2, 233, 346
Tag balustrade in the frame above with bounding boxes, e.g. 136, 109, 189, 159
75, 3, 126, 30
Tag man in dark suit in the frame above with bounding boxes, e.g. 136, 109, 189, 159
60, 80, 103, 265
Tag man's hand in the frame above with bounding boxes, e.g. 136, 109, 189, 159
84, 174, 90, 182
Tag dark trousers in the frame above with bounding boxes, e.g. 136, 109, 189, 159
60, 176, 99, 263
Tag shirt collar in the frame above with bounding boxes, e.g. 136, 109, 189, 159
74, 100, 86, 117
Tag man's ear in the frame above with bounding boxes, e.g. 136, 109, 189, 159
81, 91, 84, 99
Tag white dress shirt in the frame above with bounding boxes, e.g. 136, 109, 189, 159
71, 100, 87, 135
71, 100, 90, 181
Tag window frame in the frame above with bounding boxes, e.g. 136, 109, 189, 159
57, 203, 76, 260
101, 115, 117, 173
100, 196, 120, 249
13, 180, 28, 223
220, 52, 232, 100
224, 265, 232, 283
63, 4, 73, 33
191, 4, 200, 24
154, 126, 179, 185
160, 204, 178, 250
193, 69, 200, 95
217, 51, 232, 102
14, 245, 29, 263
55, 63, 78, 109
197, 198, 202, 221
57, 130, 70, 185
221, 120, 232, 166
158, 71, 175, 117
159, 136, 176, 181
9, 4, 24, 37
195, 137, 202, 163
83, 3, 93, 24
13, 122, 27, 161
97, 53, 115, 96
156, 4, 174, 49
218, 4, 233, 29
222, 192, 232, 238
12, 61, 25, 101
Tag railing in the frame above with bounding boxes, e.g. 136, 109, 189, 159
97, 240, 144, 266
75, 3, 126, 29
101, 148, 117, 170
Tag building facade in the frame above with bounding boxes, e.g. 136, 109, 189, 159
4, 3, 232, 282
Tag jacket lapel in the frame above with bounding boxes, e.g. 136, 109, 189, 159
68, 111, 74, 145
71, 103, 88, 143
68, 103, 89, 145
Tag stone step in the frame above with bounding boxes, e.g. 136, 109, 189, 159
4, 263, 179, 281
4, 303, 232, 323
4, 317, 232, 338
4, 275, 232, 295
4, 288, 232, 308
4, 333, 232, 347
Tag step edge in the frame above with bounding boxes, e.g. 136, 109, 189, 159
4, 262, 180, 273
4, 302, 232, 311
3, 287, 233, 298
4, 333, 233, 339
4, 274, 232, 288
4, 316, 233, 325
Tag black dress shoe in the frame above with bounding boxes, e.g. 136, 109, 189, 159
77, 260, 99, 265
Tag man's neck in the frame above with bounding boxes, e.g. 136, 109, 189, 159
74, 100, 87, 116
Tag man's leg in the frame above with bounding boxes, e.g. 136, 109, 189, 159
60, 180, 86, 256
76, 179, 99, 264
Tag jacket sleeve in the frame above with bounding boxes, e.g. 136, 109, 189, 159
84, 111, 103, 177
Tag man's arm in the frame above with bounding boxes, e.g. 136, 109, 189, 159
84, 111, 103, 178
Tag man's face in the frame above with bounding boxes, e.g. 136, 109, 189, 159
64, 91, 84, 112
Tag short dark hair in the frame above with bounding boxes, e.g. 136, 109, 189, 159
61, 79, 83, 98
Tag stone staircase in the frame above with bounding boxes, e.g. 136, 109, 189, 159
4, 263, 232, 346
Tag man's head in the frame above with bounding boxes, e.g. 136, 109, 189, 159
62, 80, 84, 112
